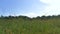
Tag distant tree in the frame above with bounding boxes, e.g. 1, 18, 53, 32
2, 16, 14, 19
18, 15, 31, 20
57, 15, 60, 18
41, 15, 46, 19
51, 15, 57, 19
8, 15, 15, 18
36, 16, 41, 19
0, 15, 4, 18
46, 16, 52, 19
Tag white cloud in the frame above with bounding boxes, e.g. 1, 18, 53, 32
21, 12, 38, 18
24, 0, 60, 17
18, 0, 60, 17
40, 0, 60, 16
40, 0, 60, 4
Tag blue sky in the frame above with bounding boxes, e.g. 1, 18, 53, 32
0, 0, 60, 17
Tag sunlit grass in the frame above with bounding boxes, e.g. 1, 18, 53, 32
0, 17, 60, 34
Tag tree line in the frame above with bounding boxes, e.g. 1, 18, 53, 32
0, 15, 60, 20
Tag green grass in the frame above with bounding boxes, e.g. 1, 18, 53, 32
0, 18, 60, 34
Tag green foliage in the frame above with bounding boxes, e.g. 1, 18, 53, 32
0, 15, 60, 34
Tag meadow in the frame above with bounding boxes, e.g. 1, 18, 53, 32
0, 15, 60, 34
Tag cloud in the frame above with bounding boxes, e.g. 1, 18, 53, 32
23, 0, 60, 17
40, 0, 60, 16
40, 0, 60, 4
4, 0, 60, 17
21, 12, 39, 18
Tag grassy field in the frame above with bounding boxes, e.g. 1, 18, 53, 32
0, 16, 60, 34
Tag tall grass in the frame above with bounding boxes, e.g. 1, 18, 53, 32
0, 16, 60, 34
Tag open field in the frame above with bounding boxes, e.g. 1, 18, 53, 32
0, 16, 60, 34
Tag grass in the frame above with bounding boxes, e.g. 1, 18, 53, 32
0, 17, 60, 34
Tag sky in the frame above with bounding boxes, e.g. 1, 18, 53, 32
0, 0, 60, 17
